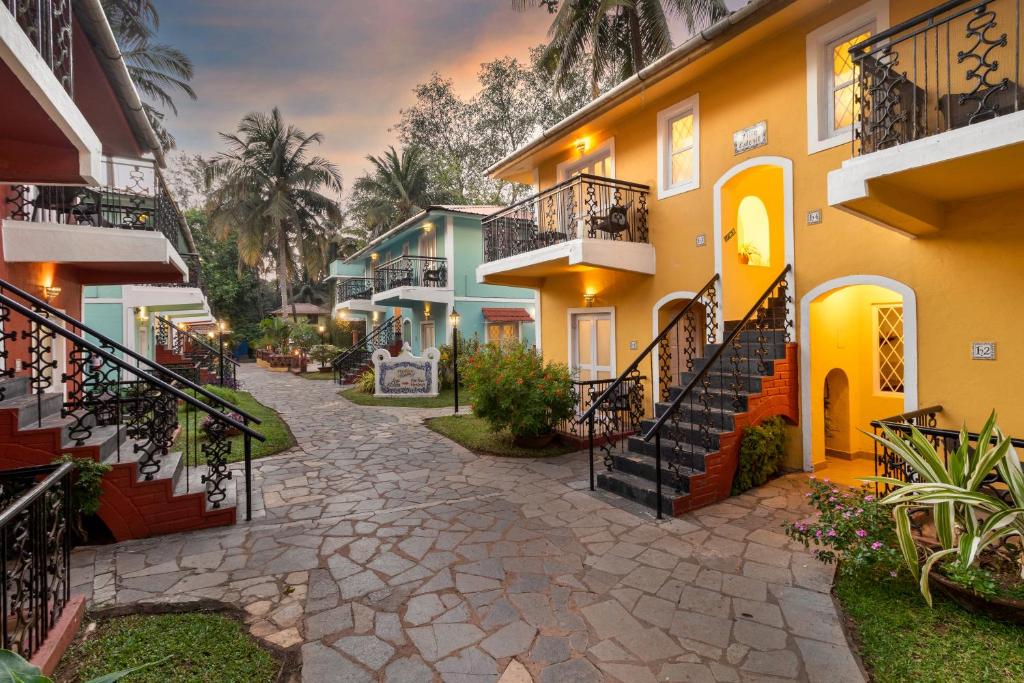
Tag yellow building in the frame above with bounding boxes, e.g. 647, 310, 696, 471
478, 0, 1024, 514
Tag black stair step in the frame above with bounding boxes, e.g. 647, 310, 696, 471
679, 369, 766, 392
635, 418, 723, 453
702, 340, 787, 361
628, 434, 713, 470
690, 355, 778, 375
609, 448, 704, 486
597, 469, 687, 515
0, 391, 65, 428
653, 401, 737, 431
663, 385, 750, 412
0, 377, 31, 401
57, 423, 126, 461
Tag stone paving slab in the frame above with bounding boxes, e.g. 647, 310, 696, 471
71, 365, 866, 682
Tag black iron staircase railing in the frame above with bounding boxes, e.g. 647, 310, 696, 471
0, 280, 265, 519
640, 267, 792, 517
331, 315, 400, 383
577, 275, 720, 504
4, 0, 73, 95
154, 316, 239, 389
852, 0, 1024, 155
0, 462, 72, 660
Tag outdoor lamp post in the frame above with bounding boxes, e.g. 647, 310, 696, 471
218, 321, 228, 387
449, 308, 460, 414
318, 324, 326, 342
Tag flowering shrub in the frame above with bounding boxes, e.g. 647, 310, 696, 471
462, 341, 575, 438
783, 477, 903, 577
438, 331, 481, 390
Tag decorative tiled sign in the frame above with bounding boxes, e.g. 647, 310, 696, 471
373, 344, 440, 396
971, 342, 997, 360
733, 121, 767, 155
695, 233, 706, 247
807, 209, 822, 225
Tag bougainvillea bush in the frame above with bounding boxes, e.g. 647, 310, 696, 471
784, 477, 903, 577
463, 341, 575, 439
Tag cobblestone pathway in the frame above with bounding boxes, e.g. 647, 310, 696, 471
71, 365, 865, 682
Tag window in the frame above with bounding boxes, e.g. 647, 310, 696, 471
486, 322, 519, 344
556, 139, 615, 181
570, 310, 614, 380
806, 1, 887, 153
874, 303, 904, 394
657, 94, 699, 198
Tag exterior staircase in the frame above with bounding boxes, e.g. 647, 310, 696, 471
332, 315, 402, 384
0, 376, 236, 539
585, 269, 799, 516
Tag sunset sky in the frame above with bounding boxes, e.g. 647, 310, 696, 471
159, 1, 743, 189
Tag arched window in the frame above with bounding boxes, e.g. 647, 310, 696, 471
737, 196, 770, 267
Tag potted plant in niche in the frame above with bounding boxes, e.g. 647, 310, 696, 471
463, 341, 575, 447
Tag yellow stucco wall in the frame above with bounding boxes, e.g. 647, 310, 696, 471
509, 0, 1024, 467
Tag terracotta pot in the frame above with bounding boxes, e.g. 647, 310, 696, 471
930, 572, 1024, 624
513, 432, 556, 448
739, 253, 750, 265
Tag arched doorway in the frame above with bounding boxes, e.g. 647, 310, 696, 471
799, 277, 918, 475
713, 157, 794, 328
651, 290, 700, 403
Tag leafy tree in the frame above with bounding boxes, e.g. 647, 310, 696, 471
102, 0, 196, 150
515, 0, 728, 96
205, 108, 343, 312
257, 317, 291, 352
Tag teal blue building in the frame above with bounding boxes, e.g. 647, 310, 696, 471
329, 206, 537, 353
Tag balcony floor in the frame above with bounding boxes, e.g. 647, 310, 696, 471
476, 237, 656, 287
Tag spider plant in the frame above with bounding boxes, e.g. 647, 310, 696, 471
866, 412, 1024, 605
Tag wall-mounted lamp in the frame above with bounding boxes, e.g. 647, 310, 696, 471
574, 137, 589, 156
136, 306, 148, 322
177, 322, 186, 331
424, 303, 431, 319
422, 222, 433, 233
207, 330, 215, 339
42, 285, 61, 302
583, 290, 597, 307
370, 252, 379, 261
372, 311, 379, 322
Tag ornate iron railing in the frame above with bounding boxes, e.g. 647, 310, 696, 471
558, 376, 647, 441
373, 256, 448, 291
331, 315, 400, 383
337, 277, 374, 303
4, 0, 73, 95
640, 267, 792, 514
154, 316, 239, 389
576, 275, 719, 496
482, 174, 649, 263
0, 279, 264, 518
852, 0, 1023, 155
4, 159, 183, 249
870, 406, 1024, 496
0, 463, 72, 660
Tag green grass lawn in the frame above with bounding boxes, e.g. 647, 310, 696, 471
340, 386, 457, 408
835, 569, 1024, 682
425, 414, 577, 458
298, 369, 334, 380
173, 386, 295, 463
57, 612, 280, 683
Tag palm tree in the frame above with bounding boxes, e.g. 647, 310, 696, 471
351, 146, 433, 236
205, 108, 343, 314
515, 0, 728, 96
102, 0, 196, 150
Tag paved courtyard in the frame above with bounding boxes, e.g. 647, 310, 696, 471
71, 365, 865, 682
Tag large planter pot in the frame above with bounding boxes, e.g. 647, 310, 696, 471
931, 572, 1024, 624
513, 432, 556, 448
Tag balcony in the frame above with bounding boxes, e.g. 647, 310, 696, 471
371, 255, 450, 306
2, 158, 190, 284
476, 174, 655, 287
334, 276, 386, 316
829, 0, 1024, 235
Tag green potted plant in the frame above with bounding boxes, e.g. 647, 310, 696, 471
463, 341, 575, 447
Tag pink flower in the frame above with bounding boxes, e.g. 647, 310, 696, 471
864, 495, 875, 502
855, 529, 867, 537
871, 541, 883, 550
826, 529, 837, 537
815, 530, 822, 539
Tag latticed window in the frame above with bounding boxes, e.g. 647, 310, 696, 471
657, 94, 699, 198
875, 304, 904, 394
669, 113, 694, 186
828, 27, 872, 134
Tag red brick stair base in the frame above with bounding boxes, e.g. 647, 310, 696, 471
671, 343, 800, 514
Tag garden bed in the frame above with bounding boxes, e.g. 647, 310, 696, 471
425, 415, 577, 458
340, 387, 456, 408
55, 609, 286, 682
835, 569, 1024, 682
173, 387, 296, 463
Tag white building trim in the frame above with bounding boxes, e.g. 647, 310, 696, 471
566, 306, 617, 378
656, 93, 700, 199
798, 275, 919, 471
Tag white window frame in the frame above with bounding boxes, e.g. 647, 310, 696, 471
656, 93, 700, 199
806, 0, 888, 154
556, 138, 616, 181
567, 307, 616, 380
872, 302, 905, 396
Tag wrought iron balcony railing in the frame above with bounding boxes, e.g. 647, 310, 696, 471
0, 462, 73, 660
373, 256, 448, 291
852, 0, 1024, 155
337, 277, 374, 303
4, 0, 73, 95
3, 158, 183, 249
482, 174, 649, 264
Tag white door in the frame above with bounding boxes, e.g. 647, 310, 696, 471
418, 232, 436, 258
571, 311, 613, 380
421, 321, 435, 350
